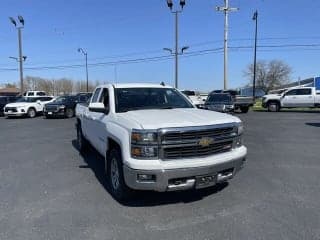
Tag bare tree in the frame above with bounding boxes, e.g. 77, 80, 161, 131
244, 60, 292, 92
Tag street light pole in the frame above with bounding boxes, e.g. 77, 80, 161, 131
252, 10, 258, 100
78, 48, 89, 92
175, 11, 179, 89
216, 0, 238, 90
166, 0, 186, 89
9, 16, 25, 95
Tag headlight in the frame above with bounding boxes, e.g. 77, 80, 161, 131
233, 122, 244, 148
237, 122, 244, 136
131, 129, 158, 159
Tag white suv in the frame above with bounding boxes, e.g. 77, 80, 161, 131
4, 96, 53, 118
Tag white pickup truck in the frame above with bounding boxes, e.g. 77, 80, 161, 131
262, 87, 320, 112
75, 83, 247, 200
4, 96, 54, 118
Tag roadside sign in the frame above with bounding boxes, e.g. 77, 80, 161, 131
315, 77, 320, 91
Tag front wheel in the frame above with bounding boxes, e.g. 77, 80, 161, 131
107, 148, 133, 201
65, 108, 74, 118
267, 102, 280, 112
240, 106, 249, 113
27, 108, 36, 118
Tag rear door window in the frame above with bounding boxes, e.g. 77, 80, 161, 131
297, 89, 311, 95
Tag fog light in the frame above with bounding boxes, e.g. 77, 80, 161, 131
137, 174, 156, 182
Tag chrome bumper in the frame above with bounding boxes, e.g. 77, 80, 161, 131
123, 156, 246, 192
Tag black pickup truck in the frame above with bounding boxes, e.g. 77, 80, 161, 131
208, 90, 254, 113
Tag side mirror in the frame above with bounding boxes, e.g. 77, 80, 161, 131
89, 102, 108, 114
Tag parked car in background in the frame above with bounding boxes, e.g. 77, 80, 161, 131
262, 87, 320, 112
211, 90, 254, 113
23, 91, 47, 97
4, 96, 53, 118
204, 93, 234, 113
76, 83, 246, 201
181, 90, 205, 108
44, 93, 91, 118
75, 92, 92, 103
0, 96, 19, 116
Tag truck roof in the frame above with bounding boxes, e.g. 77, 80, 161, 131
98, 83, 173, 89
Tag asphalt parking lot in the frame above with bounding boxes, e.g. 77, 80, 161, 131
0, 111, 320, 240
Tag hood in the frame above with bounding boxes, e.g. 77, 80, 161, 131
115, 108, 240, 129
5, 102, 29, 108
45, 102, 64, 106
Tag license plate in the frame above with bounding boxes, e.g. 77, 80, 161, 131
195, 174, 216, 189
8, 110, 12, 113
48, 112, 52, 115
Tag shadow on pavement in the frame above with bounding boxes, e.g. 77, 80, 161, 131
305, 122, 320, 127
72, 140, 229, 207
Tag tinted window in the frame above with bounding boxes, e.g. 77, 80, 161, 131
115, 88, 194, 113
91, 88, 101, 103
99, 88, 109, 104
207, 94, 232, 103
297, 89, 311, 95
37, 92, 46, 96
181, 90, 195, 96
285, 89, 298, 96
28, 92, 34, 96
39, 97, 53, 101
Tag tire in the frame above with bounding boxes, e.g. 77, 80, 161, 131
240, 106, 249, 113
66, 108, 74, 118
76, 123, 88, 153
27, 108, 36, 118
267, 102, 280, 112
107, 148, 133, 201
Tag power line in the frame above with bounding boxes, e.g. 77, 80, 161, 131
1, 43, 320, 72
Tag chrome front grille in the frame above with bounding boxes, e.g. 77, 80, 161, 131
159, 124, 236, 160
163, 140, 233, 159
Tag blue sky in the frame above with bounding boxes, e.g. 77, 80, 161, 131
1, 0, 320, 91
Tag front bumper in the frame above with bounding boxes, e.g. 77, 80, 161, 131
4, 112, 26, 117
44, 109, 65, 117
123, 148, 246, 192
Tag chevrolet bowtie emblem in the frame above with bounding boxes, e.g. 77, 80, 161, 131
198, 137, 214, 147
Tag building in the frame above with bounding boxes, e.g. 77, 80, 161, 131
0, 87, 20, 96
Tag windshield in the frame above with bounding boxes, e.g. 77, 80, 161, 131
181, 90, 196, 96
115, 88, 194, 112
207, 94, 232, 104
54, 96, 74, 103
14, 97, 38, 103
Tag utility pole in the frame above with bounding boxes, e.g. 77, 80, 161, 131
9, 16, 25, 95
252, 10, 258, 100
78, 48, 89, 92
216, 0, 239, 90
165, 0, 186, 89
